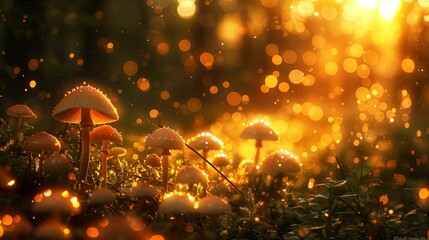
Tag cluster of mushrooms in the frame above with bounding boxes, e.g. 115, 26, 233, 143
2, 84, 302, 239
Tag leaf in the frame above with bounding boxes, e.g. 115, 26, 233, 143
334, 180, 347, 187
339, 193, 358, 199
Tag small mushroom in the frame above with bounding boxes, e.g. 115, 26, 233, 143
52, 84, 119, 184
144, 153, 161, 183
41, 153, 72, 177
34, 219, 69, 240
240, 119, 278, 166
187, 132, 223, 170
90, 125, 123, 187
175, 166, 208, 195
260, 149, 301, 177
107, 147, 127, 173
144, 127, 185, 190
6, 104, 37, 137
195, 195, 231, 214
158, 194, 195, 214
88, 188, 116, 205
211, 153, 231, 169
130, 183, 159, 198
23, 131, 61, 173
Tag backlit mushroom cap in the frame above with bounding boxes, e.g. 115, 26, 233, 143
211, 153, 231, 167
175, 166, 208, 187
158, 195, 195, 214
144, 127, 185, 151
42, 153, 72, 176
240, 120, 278, 141
108, 147, 127, 158
33, 189, 80, 215
34, 219, 69, 240
6, 104, 37, 118
90, 125, 123, 144
260, 150, 301, 176
89, 188, 116, 205
23, 132, 61, 153
196, 196, 231, 214
130, 183, 159, 198
145, 153, 161, 167
187, 132, 223, 151
52, 84, 118, 124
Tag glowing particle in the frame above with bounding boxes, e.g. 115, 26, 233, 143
283, 50, 297, 64
265, 75, 278, 88
123, 61, 138, 76
177, 1, 196, 19
178, 39, 191, 52
209, 86, 218, 94
419, 188, 429, 199
289, 69, 304, 84
157, 42, 170, 55
149, 109, 159, 118
226, 92, 241, 106
278, 82, 289, 92
29, 80, 37, 88
187, 98, 202, 112
28, 59, 39, 71
265, 43, 279, 56
401, 58, 415, 73
86, 227, 99, 238
137, 78, 150, 92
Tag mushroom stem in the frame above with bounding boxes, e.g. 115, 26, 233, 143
14, 116, 23, 138
101, 140, 108, 187
202, 150, 208, 170
254, 139, 263, 166
78, 108, 93, 184
161, 148, 171, 191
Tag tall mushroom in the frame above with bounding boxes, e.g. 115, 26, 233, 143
144, 127, 185, 190
187, 132, 223, 170
175, 165, 208, 195
240, 120, 278, 166
90, 125, 123, 187
52, 84, 119, 184
6, 104, 37, 137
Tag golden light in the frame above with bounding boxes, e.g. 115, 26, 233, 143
6, 179, 15, 187
177, 0, 196, 19
419, 188, 429, 199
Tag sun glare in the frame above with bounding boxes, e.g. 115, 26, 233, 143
357, 0, 401, 20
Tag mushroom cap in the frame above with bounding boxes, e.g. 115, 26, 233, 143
158, 195, 195, 214
32, 189, 80, 215
145, 153, 161, 167
6, 104, 37, 118
88, 188, 116, 205
240, 120, 278, 141
52, 84, 119, 125
175, 166, 208, 187
196, 196, 231, 214
42, 153, 72, 176
213, 183, 232, 195
211, 153, 231, 167
23, 131, 61, 153
85, 217, 146, 240
144, 127, 185, 151
108, 147, 127, 158
34, 220, 68, 240
260, 150, 301, 176
187, 132, 223, 151
130, 183, 159, 198
90, 125, 123, 144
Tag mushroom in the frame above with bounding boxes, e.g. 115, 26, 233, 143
107, 147, 127, 173
41, 153, 72, 177
187, 132, 223, 170
6, 104, 37, 137
90, 125, 123, 187
240, 119, 278, 166
260, 149, 301, 177
195, 195, 231, 214
52, 84, 119, 184
23, 131, 61, 173
32, 189, 80, 216
144, 127, 185, 190
211, 153, 231, 169
175, 166, 208, 195
88, 188, 116, 205
130, 183, 159, 198
145, 153, 161, 182
34, 219, 69, 240
158, 194, 195, 214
